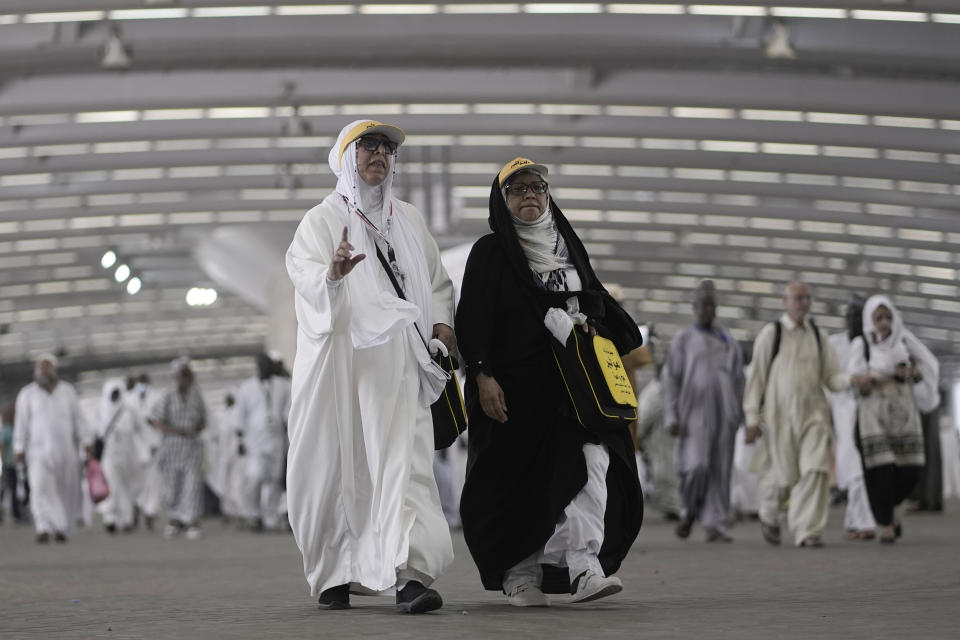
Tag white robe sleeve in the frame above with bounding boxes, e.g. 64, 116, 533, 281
904, 330, 940, 413
847, 336, 868, 377
662, 335, 684, 430
13, 387, 30, 457
406, 204, 454, 329
286, 202, 351, 341
743, 323, 775, 429
820, 330, 852, 393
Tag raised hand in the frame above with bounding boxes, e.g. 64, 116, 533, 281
328, 226, 366, 281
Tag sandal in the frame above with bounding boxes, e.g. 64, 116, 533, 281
799, 536, 824, 548
760, 520, 781, 546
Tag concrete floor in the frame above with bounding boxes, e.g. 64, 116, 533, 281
1, 504, 958, 640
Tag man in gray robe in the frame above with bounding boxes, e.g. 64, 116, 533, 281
664, 281, 745, 542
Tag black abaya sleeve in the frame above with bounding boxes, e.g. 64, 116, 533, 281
454, 235, 501, 380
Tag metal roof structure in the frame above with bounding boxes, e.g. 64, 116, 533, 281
2, 0, 959, 393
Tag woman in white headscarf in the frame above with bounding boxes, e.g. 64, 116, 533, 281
848, 295, 938, 543
285, 120, 456, 613
96, 378, 147, 533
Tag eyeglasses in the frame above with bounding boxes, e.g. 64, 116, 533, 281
505, 181, 548, 196
357, 135, 398, 155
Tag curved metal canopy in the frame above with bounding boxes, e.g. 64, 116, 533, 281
1, 0, 959, 390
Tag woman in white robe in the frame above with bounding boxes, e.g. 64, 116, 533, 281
97, 379, 148, 532
286, 120, 455, 614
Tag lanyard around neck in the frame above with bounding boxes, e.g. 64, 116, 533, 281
342, 194, 395, 262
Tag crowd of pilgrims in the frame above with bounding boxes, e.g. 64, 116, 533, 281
3, 118, 959, 616
635, 285, 954, 547
1, 351, 295, 542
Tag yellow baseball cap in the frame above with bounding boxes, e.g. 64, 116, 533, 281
497, 157, 549, 187
338, 120, 406, 162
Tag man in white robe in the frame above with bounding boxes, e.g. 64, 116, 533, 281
130, 374, 163, 531
286, 120, 455, 613
13, 354, 91, 543
215, 393, 249, 522
827, 295, 877, 539
744, 282, 854, 547
238, 352, 291, 531
664, 281, 745, 542
97, 379, 148, 533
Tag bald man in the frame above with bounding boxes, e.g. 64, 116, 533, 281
743, 283, 854, 547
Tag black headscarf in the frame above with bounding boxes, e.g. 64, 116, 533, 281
487, 175, 642, 354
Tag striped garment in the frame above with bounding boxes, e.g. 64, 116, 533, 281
151, 385, 206, 525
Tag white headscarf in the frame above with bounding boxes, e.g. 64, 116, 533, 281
861, 294, 909, 375
99, 377, 126, 434
503, 171, 569, 274
326, 121, 448, 405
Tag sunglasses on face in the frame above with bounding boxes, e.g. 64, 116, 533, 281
505, 181, 549, 196
357, 135, 398, 155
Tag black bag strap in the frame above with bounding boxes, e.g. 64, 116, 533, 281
761, 317, 823, 413
101, 404, 125, 443
373, 245, 431, 353
769, 317, 821, 368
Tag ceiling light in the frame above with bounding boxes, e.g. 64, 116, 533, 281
186, 287, 218, 306
126, 277, 141, 295
114, 264, 130, 282
101, 250, 117, 268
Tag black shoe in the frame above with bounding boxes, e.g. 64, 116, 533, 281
318, 584, 351, 610
760, 520, 781, 546
54, 532, 67, 543
674, 518, 693, 539
36, 532, 51, 544
105, 523, 117, 534
396, 581, 442, 614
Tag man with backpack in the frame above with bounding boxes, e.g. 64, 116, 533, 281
743, 282, 856, 548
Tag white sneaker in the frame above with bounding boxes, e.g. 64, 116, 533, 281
570, 571, 622, 603
185, 526, 203, 541
162, 524, 180, 539
505, 584, 550, 607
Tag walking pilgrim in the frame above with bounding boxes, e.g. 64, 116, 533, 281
848, 295, 939, 543
827, 294, 877, 540
744, 282, 855, 547
150, 358, 207, 540
457, 157, 643, 607
635, 362, 683, 521
129, 374, 163, 531
663, 280, 745, 542
13, 354, 91, 543
237, 352, 291, 531
97, 379, 148, 533
285, 120, 456, 613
